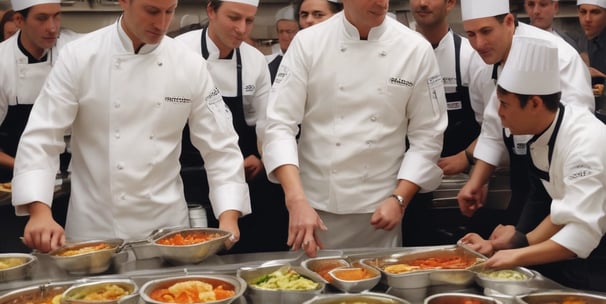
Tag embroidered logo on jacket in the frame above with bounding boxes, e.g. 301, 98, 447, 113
205, 88, 221, 102
164, 97, 192, 104
389, 77, 414, 87
244, 84, 255, 93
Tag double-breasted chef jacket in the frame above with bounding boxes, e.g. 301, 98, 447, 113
0, 29, 81, 158
262, 11, 448, 215
528, 105, 606, 259
11, 19, 251, 242
474, 22, 594, 168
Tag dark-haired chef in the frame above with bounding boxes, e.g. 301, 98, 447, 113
461, 36, 606, 292
12, 0, 250, 253
0, 0, 80, 182
176, 0, 289, 253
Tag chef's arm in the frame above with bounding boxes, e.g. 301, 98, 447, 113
580, 52, 606, 78
218, 209, 241, 248
274, 164, 306, 205
438, 138, 478, 175
0, 151, 14, 169
527, 215, 564, 245
22, 201, 65, 253
392, 179, 420, 209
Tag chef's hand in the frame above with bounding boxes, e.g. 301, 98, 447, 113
484, 248, 522, 269
459, 233, 495, 256
286, 196, 327, 258
457, 181, 487, 217
371, 197, 404, 231
489, 224, 517, 251
438, 151, 469, 176
23, 202, 65, 253
243, 155, 263, 181
218, 210, 241, 250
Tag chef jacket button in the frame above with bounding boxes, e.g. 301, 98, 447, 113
332, 169, 337, 174
156, 101, 162, 106
121, 194, 126, 200
379, 51, 387, 57
370, 116, 377, 121
340, 47, 346, 52
339, 86, 344, 91
117, 163, 124, 170
336, 142, 341, 147
149, 135, 154, 140
366, 140, 373, 145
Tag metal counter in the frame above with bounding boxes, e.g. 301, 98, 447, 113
0, 246, 575, 304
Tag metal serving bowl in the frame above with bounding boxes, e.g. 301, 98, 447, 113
48, 239, 123, 275
237, 264, 325, 304
139, 274, 245, 304
61, 279, 139, 304
515, 291, 606, 304
301, 256, 351, 283
0, 281, 74, 304
327, 265, 381, 293
424, 292, 504, 304
303, 292, 411, 304
152, 228, 231, 265
474, 267, 536, 295
0, 253, 37, 282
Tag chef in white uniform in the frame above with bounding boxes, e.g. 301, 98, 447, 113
0, 0, 81, 181
12, 0, 250, 253
176, 0, 289, 253
456, 0, 594, 227
462, 36, 606, 292
261, 0, 447, 257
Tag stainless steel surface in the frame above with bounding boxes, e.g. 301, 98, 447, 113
327, 265, 381, 293
303, 292, 411, 304
62, 279, 138, 304
515, 290, 606, 304
139, 274, 245, 304
301, 256, 351, 284
151, 228, 231, 265
49, 239, 124, 275
424, 292, 503, 304
0, 281, 75, 304
0, 254, 37, 283
474, 267, 536, 296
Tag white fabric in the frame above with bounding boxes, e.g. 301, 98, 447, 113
175, 29, 271, 127
434, 30, 488, 124
222, 0, 259, 7
315, 210, 402, 248
529, 106, 606, 259
498, 35, 560, 95
10, 0, 59, 11
261, 12, 447, 216
275, 4, 295, 22
11, 21, 250, 242
473, 22, 594, 166
0, 29, 81, 124
461, 0, 509, 21
578, 0, 606, 8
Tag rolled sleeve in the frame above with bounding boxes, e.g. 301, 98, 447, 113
551, 222, 598, 258
12, 169, 57, 215
474, 93, 508, 166
209, 183, 251, 218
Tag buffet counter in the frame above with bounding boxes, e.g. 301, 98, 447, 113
0, 246, 577, 304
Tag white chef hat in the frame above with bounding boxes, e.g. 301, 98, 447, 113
275, 4, 295, 22
498, 35, 560, 95
11, 0, 60, 11
221, 0, 259, 7
461, 0, 509, 21
577, 0, 606, 8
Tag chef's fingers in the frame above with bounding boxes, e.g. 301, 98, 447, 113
224, 234, 239, 250
49, 231, 65, 252
303, 237, 319, 257
288, 228, 305, 251
313, 230, 325, 250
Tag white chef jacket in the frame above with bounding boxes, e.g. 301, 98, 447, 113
434, 29, 488, 124
0, 29, 82, 123
11, 20, 251, 242
528, 105, 606, 259
175, 29, 271, 127
262, 12, 448, 214
474, 22, 594, 166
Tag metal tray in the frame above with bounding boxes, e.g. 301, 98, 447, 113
515, 291, 606, 304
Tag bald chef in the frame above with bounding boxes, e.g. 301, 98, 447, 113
0, 0, 80, 181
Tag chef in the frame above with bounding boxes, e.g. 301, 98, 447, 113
456, 0, 594, 231
12, 0, 250, 253
462, 36, 606, 292
261, 0, 447, 257
175, 0, 289, 253
0, 0, 80, 182
266, 4, 299, 84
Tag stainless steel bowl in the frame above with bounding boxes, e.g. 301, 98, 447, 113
303, 292, 411, 304
139, 274, 245, 304
474, 267, 536, 295
0, 253, 37, 282
61, 279, 138, 304
515, 291, 606, 304
48, 239, 123, 274
237, 264, 325, 304
0, 281, 73, 304
424, 292, 504, 304
152, 228, 231, 265
327, 265, 381, 293
301, 256, 351, 283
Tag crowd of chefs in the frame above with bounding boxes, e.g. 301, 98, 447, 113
0, 0, 606, 293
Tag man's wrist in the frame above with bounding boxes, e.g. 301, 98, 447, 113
390, 194, 406, 208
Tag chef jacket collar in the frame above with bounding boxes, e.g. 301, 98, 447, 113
203, 29, 235, 60
527, 104, 565, 177
432, 28, 454, 50
592, 27, 606, 49
341, 11, 388, 41
16, 31, 50, 64
116, 16, 159, 55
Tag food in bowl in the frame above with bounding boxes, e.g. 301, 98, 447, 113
55, 243, 113, 257
0, 257, 27, 270
331, 267, 376, 281
478, 269, 529, 280
66, 284, 131, 301
250, 267, 319, 290
149, 280, 235, 303
383, 255, 481, 274
155, 231, 222, 246
0, 283, 71, 304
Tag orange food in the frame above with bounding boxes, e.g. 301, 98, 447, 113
562, 297, 587, 304
462, 299, 481, 304
149, 280, 235, 303
57, 243, 112, 256
156, 232, 220, 246
332, 268, 375, 281
383, 255, 480, 274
